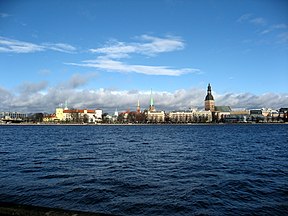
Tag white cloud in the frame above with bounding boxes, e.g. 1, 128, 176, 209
62, 73, 97, 89
237, 14, 266, 26
237, 14, 288, 45
18, 81, 48, 95
272, 24, 287, 30
250, 17, 266, 26
0, 37, 45, 53
43, 43, 77, 53
237, 13, 252, 23
68, 59, 199, 76
261, 24, 287, 35
277, 32, 288, 44
70, 34, 197, 76
0, 13, 11, 18
216, 92, 288, 110
89, 35, 185, 58
0, 36, 76, 53
0, 83, 287, 113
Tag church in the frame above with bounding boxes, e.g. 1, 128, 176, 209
204, 83, 232, 122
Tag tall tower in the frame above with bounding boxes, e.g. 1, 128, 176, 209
64, 100, 68, 110
204, 83, 215, 111
149, 89, 155, 111
136, 100, 141, 113
114, 108, 119, 117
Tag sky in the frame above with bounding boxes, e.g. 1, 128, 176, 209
0, 0, 288, 113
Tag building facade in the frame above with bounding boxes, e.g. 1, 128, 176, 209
146, 90, 165, 123
147, 110, 165, 123
168, 109, 212, 123
44, 107, 102, 123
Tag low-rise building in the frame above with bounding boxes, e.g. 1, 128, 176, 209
169, 109, 212, 123
44, 107, 102, 123
146, 90, 165, 123
147, 110, 165, 123
214, 106, 232, 122
0, 111, 27, 123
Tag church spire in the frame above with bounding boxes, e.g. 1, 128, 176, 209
149, 89, 155, 111
137, 99, 141, 113
64, 100, 68, 110
205, 83, 214, 101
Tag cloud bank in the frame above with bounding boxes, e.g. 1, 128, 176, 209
0, 82, 287, 113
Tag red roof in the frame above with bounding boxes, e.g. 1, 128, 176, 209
63, 109, 95, 114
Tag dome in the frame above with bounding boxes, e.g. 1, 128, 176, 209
205, 83, 214, 101
205, 94, 214, 101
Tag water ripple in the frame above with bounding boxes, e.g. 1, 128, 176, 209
0, 124, 287, 215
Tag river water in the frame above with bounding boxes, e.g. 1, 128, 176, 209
0, 124, 287, 215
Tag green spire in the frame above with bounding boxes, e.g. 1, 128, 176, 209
149, 89, 155, 111
150, 89, 154, 106
64, 100, 68, 109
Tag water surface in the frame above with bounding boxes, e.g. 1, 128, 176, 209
0, 124, 287, 215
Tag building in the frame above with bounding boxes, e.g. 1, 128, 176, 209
0, 112, 27, 120
214, 106, 232, 121
168, 109, 212, 123
203, 84, 235, 122
223, 110, 250, 123
43, 114, 57, 122
44, 106, 102, 123
146, 90, 165, 123
0, 111, 27, 123
204, 83, 215, 111
147, 110, 165, 123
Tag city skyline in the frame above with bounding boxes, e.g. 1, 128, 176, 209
0, 0, 287, 113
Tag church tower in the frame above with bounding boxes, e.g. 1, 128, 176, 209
204, 83, 215, 111
149, 89, 155, 111
136, 100, 141, 113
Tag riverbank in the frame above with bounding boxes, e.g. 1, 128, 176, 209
1, 122, 288, 126
0, 202, 113, 216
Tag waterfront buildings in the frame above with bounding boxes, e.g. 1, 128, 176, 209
0, 112, 27, 123
168, 109, 212, 123
43, 105, 103, 123
168, 84, 215, 123
146, 90, 166, 123
0, 111, 27, 120
147, 110, 165, 123
1, 84, 287, 124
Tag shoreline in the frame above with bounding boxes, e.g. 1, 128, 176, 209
0, 202, 113, 216
0, 122, 287, 126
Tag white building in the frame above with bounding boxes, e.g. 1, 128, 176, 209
147, 110, 165, 123
47, 107, 102, 123
169, 109, 212, 123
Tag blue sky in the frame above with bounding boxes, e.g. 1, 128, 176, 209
0, 0, 287, 112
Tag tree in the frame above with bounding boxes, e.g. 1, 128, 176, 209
28, 113, 44, 123
70, 109, 81, 123
83, 114, 89, 123
102, 113, 110, 123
